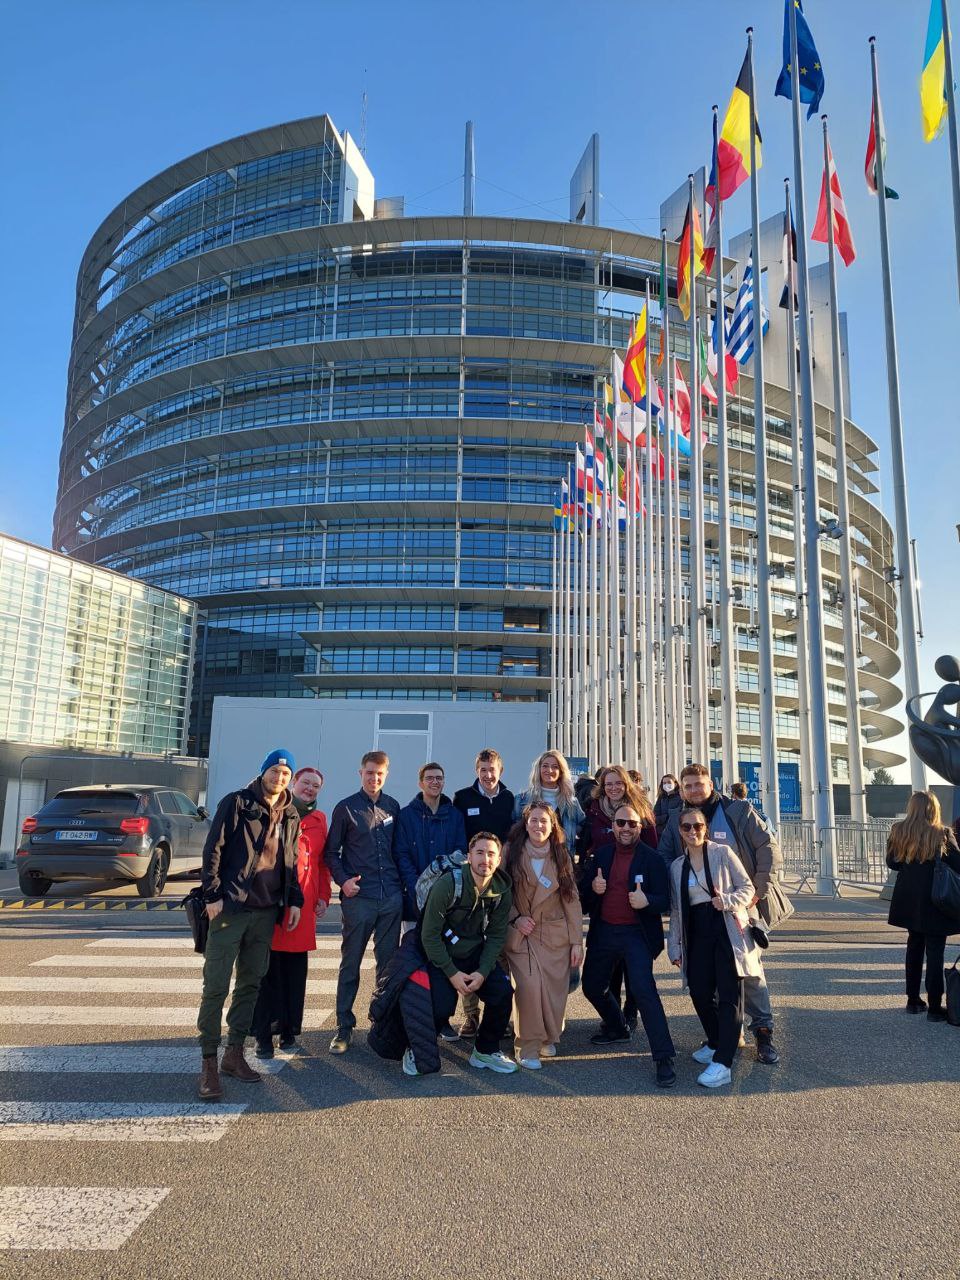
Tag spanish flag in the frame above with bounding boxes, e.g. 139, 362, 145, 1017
622, 306, 648, 405
921, 0, 948, 142
676, 199, 705, 322
705, 50, 761, 210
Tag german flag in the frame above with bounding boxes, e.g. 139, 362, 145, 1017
706, 50, 761, 210
676, 199, 705, 321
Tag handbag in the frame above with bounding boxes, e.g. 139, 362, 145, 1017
749, 922, 770, 949
932, 853, 960, 921
182, 886, 210, 954
945, 955, 960, 1027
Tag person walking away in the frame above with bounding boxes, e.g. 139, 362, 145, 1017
251, 766, 331, 1057
396, 762, 466, 1040
654, 774, 682, 837
417, 832, 518, 1075
580, 803, 677, 1088
512, 748, 585, 851
196, 749, 303, 1100
886, 790, 960, 1021
658, 763, 791, 1065
502, 803, 582, 1067
324, 751, 402, 1054
667, 806, 763, 1087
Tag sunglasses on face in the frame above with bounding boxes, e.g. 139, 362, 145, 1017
614, 819, 639, 829
680, 822, 706, 832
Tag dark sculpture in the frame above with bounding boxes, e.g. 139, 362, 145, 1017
905, 655, 960, 785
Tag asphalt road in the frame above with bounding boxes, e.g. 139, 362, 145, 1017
0, 900, 958, 1279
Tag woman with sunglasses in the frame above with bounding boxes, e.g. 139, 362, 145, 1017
502, 802, 583, 1068
666, 806, 762, 1087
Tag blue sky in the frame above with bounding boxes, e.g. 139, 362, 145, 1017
1, 0, 956, 776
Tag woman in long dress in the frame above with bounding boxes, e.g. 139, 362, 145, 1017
502, 802, 583, 1069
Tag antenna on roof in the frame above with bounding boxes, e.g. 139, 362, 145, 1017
360, 75, 368, 156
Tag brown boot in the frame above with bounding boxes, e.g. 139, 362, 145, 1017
198, 1055, 223, 1101
220, 1043, 262, 1082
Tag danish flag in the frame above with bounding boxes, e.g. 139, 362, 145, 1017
812, 140, 856, 268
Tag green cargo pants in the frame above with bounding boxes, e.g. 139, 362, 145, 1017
197, 907, 276, 1056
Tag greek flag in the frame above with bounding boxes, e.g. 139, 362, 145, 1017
726, 258, 768, 366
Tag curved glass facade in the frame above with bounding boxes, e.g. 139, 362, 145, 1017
55, 115, 903, 770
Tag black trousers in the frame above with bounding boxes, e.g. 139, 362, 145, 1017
686, 903, 742, 1069
582, 922, 675, 1061
251, 949, 308, 1042
428, 962, 512, 1055
905, 931, 947, 1006
609, 961, 638, 1020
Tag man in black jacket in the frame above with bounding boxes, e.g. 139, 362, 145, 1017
197, 749, 303, 1101
580, 803, 677, 1088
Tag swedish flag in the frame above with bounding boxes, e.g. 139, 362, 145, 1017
775, 0, 825, 120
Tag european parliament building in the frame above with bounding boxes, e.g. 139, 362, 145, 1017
53, 115, 904, 778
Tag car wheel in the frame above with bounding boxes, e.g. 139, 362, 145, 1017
18, 872, 52, 898
136, 846, 170, 898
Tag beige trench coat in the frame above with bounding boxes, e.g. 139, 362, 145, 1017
504, 847, 583, 1057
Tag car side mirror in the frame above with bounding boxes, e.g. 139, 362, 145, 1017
197, 807, 209, 821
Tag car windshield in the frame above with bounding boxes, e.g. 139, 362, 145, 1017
41, 792, 142, 817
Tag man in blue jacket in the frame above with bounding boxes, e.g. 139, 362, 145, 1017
580, 802, 677, 1089
396, 762, 466, 1043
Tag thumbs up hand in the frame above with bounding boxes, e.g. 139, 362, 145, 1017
592, 866, 607, 895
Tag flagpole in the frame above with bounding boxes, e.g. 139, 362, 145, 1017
789, 4, 836, 884
711, 108, 739, 793
821, 116, 868, 823
579, 433, 590, 761
626, 399, 639, 769
671, 329, 686, 769
571, 457, 582, 758
659, 232, 678, 776
558, 470, 567, 756
598, 413, 611, 766
746, 28, 780, 828
785, 179, 815, 823
590, 441, 601, 768
655, 428, 668, 779
610, 361, 624, 763
643, 307, 657, 777
942, 0, 960, 304
551, 512, 559, 743
687, 175, 709, 768
870, 36, 927, 793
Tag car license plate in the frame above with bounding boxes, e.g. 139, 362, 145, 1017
54, 830, 99, 842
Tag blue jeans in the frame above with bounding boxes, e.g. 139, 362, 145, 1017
335, 892, 403, 1030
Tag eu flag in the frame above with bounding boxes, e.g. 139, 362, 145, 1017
775, 0, 825, 119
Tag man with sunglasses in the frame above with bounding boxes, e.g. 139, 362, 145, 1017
658, 763, 791, 1065
580, 803, 676, 1088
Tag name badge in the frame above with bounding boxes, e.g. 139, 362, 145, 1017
538, 874, 553, 889
713, 830, 728, 841
382, 815, 394, 826
467, 808, 480, 817
634, 875, 643, 886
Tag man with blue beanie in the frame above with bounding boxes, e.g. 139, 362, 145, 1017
196, 748, 304, 1100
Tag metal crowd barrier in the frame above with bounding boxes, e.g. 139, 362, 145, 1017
779, 818, 896, 895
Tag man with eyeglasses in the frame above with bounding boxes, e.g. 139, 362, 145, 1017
658, 762, 792, 1065
579, 803, 677, 1088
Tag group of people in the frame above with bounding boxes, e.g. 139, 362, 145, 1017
194, 741, 803, 1098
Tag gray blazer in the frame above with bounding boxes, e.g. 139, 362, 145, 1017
667, 841, 765, 985
659, 795, 793, 928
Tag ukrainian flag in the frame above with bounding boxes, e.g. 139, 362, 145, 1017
922, 0, 949, 142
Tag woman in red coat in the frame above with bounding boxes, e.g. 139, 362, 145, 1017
253, 767, 331, 1056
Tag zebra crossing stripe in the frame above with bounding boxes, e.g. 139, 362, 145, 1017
0, 1045, 292, 1074
32, 953, 359, 970
0, 1005, 333, 1027
0, 1101, 246, 1143
86, 935, 345, 949
0, 975, 339, 996
0, 1185, 169, 1250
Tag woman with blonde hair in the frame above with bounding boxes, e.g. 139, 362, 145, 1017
502, 802, 583, 1067
512, 748, 585, 851
886, 790, 960, 1021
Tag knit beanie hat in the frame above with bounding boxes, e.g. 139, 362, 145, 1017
260, 748, 296, 776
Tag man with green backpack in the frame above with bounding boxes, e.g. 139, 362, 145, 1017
417, 830, 518, 1075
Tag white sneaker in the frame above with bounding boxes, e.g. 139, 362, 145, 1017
469, 1049, 519, 1074
697, 1061, 732, 1088
691, 1044, 715, 1065
540, 1043, 557, 1057
517, 1055, 542, 1069
401, 1048, 419, 1076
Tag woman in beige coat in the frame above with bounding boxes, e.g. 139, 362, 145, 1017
667, 806, 763, 1088
503, 802, 583, 1069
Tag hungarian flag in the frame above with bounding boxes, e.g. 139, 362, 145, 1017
812, 140, 856, 267
622, 306, 649, 404
865, 97, 899, 199
677, 199, 705, 321
706, 49, 761, 211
